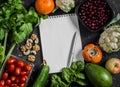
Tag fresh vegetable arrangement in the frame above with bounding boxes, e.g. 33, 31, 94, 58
50, 61, 88, 87
0, 0, 119, 87
0, 0, 42, 68
0, 56, 33, 87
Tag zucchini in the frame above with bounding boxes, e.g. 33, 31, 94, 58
32, 61, 50, 87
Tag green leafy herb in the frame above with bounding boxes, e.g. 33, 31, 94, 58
50, 61, 88, 86
50, 74, 69, 87
0, 0, 45, 70
62, 68, 75, 83
70, 61, 84, 72
105, 13, 120, 29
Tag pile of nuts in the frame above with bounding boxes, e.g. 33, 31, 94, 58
20, 34, 40, 62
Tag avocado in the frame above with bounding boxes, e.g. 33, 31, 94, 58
85, 63, 112, 87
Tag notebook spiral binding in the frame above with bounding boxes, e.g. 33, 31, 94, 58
49, 13, 75, 19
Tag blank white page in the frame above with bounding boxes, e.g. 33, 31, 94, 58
39, 14, 83, 73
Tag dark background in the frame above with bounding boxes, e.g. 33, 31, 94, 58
2, 0, 120, 87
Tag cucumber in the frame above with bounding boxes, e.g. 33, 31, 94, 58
32, 64, 50, 87
85, 63, 112, 87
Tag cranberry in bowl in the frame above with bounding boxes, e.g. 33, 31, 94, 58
76, 0, 114, 32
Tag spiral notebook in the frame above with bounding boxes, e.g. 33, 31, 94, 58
39, 14, 83, 73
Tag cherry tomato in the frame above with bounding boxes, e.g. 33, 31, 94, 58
20, 76, 27, 83
17, 60, 25, 67
14, 86, 19, 87
7, 57, 16, 65
0, 84, 3, 87
10, 83, 17, 87
24, 64, 32, 71
24, 75, 28, 81
2, 72, 8, 80
26, 71, 30, 75
2, 85, 9, 87
15, 67, 21, 75
10, 76, 16, 82
15, 77, 20, 84
20, 71, 27, 76
8, 64, 15, 72
6, 79, 11, 85
0, 80, 5, 85
19, 83, 25, 87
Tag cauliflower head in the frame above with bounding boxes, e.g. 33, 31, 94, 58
99, 25, 120, 53
56, 0, 75, 13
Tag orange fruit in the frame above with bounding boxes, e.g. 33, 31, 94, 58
35, 0, 55, 15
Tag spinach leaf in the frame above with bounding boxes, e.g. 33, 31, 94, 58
75, 79, 88, 86
70, 61, 84, 72
51, 61, 88, 87
50, 74, 68, 87
62, 67, 75, 83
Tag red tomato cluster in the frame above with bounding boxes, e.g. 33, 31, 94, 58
0, 57, 32, 87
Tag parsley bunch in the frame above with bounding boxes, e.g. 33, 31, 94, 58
0, 0, 42, 67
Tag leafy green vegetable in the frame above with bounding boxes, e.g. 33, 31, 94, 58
75, 73, 85, 80
75, 79, 88, 86
12, 23, 32, 44
24, 7, 40, 27
70, 61, 84, 72
62, 61, 87, 86
50, 61, 88, 86
62, 68, 75, 83
50, 74, 69, 87
0, 0, 44, 70
105, 13, 120, 29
